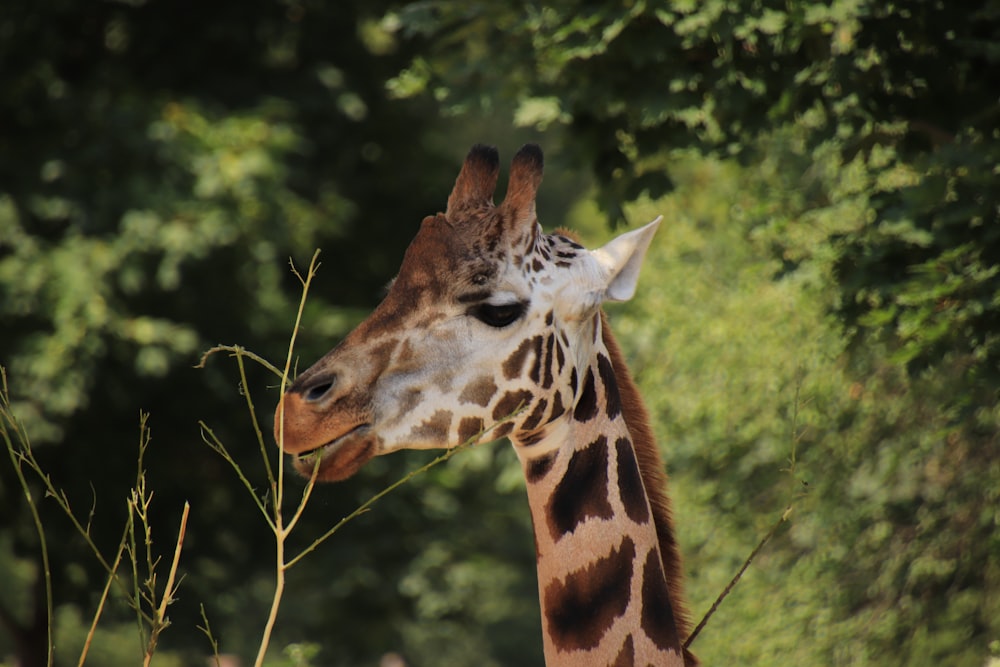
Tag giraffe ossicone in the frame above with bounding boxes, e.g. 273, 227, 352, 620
275, 144, 696, 666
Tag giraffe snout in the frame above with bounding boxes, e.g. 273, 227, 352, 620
273, 388, 379, 482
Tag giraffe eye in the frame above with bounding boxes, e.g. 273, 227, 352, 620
470, 302, 525, 328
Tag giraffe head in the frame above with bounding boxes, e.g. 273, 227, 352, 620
275, 144, 660, 481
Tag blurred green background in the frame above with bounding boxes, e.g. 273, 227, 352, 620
2, 1, 998, 665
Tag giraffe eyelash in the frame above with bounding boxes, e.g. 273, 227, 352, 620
468, 301, 526, 328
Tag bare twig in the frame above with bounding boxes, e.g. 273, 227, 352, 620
686, 369, 809, 650
191, 253, 322, 667
199, 422, 274, 528
196, 345, 285, 380
1, 378, 188, 666
143, 502, 191, 667
197, 604, 223, 667
1, 368, 55, 667
235, 352, 276, 488
685, 504, 793, 650
78, 529, 129, 667
255, 251, 321, 667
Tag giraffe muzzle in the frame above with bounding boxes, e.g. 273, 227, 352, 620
274, 389, 377, 482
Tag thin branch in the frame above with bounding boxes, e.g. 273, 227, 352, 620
687, 370, 810, 650
126, 491, 147, 650
85, 482, 98, 537
281, 451, 323, 538
255, 551, 285, 667
0, 368, 55, 667
2, 386, 145, 617
253, 251, 321, 667
143, 502, 190, 667
78, 527, 129, 667
197, 605, 223, 667
199, 422, 274, 529
196, 345, 285, 380
685, 504, 794, 650
157, 502, 190, 622
233, 350, 276, 492
275, 251, 323, 491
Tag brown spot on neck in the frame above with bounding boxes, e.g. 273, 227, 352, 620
542, 333, 556, 389
597, 352, 622, 420
615, 437, 650, 525
640, 547, 681, 653
526, 452, 557, 482
543, 536, 635, 652
546, 435, 614, 541
548, 390, 566, 422
572, 366, 599, 422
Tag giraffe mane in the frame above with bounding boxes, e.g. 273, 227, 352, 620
600, 311, 696, 663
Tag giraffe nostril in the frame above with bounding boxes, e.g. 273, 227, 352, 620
303, 379, 335, 403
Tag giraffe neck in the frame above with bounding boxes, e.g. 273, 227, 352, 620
511, 316, 688, 666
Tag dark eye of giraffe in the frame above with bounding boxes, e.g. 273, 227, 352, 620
470, 301, 525, 328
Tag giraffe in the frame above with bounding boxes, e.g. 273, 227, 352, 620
274, 144, 696, 666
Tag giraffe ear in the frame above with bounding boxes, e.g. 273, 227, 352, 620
591, 216, 662, 302
500, 144, 544, 230
447, 144, 500, 219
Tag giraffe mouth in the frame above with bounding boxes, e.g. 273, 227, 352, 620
295, 424, 370, 461
292, 424, 374, 481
